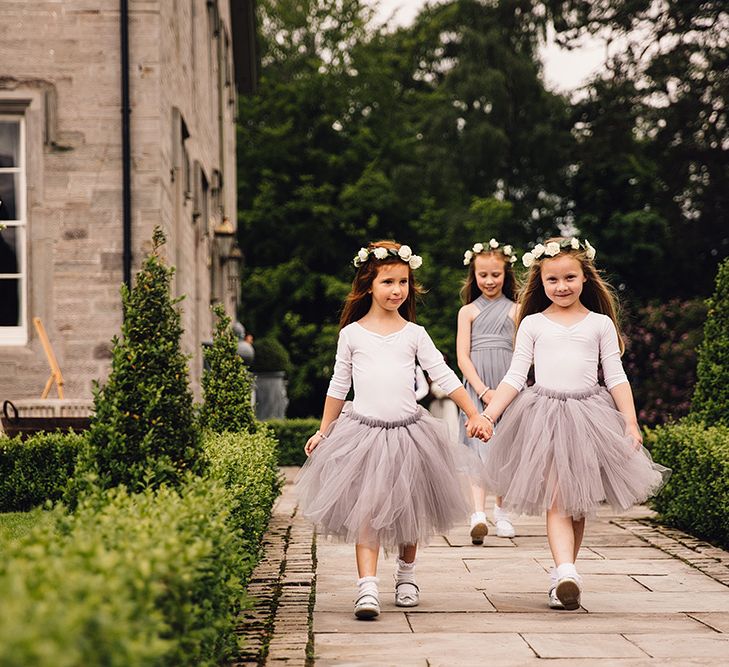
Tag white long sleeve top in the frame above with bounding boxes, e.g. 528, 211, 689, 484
327, 321, 462, 421
501, 311, 629, 393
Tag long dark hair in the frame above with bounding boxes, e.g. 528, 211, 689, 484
339, 240, 424, 329
516, 237, 625, 353
460, 249, 517, 304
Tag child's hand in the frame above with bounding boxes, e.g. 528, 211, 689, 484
481, 389, 495, 406
627, 422, 643, 450
465, 414, 493, 442
304, 431, 325, 456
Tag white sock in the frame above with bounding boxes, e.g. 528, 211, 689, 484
395, 558, 416, 585
471, 511, 487, 523
556, 562, 579, 580
357, 575, 379, 599
493, 504, 510, 522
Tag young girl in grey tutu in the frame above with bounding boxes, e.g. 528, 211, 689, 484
480, 237, 670, 611
297, 240, 492, 620
457, 239, 519, 542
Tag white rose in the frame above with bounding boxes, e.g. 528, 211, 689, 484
409, 255, 423, 269
509, 254, 517, 264
373, 247, 388, 259
398, 245, 413, 260
570, 237, 580, 250
502, 245, 513, 255
584, 240, 596, 260
545, 241, 561, 257
489, 238, 499, 249
353, 257, 361, 267
463, 249, 473, 265
532, 244, 545, 258
472, 242, 484, 253
357, 248, 369, 262
522, 252, 535, 268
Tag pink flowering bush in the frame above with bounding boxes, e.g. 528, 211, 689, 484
622, 299, 707, 427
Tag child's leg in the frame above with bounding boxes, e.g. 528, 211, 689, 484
395, 543, 419, 607
546, 503, 583, 611
470, 481, 489, 544
354, 542, 381, 619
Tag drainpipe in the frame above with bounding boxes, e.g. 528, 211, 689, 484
120, 0, 132, 289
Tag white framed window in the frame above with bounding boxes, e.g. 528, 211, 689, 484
0, 115, 27, 345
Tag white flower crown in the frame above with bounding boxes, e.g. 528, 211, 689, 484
463, 238, 517, 266
353, 245, 423, 270
522, 237, 596, 268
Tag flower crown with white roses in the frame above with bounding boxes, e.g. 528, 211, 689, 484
353, 245, 423, 270
463, 239, 517, 266
521, 237, 596, 268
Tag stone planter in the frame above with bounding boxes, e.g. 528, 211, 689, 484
254, 371, 288, 420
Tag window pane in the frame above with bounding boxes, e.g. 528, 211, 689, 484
0, 226, 19, 274
0, 121, 20, 168
0, 278, 20, 326
0, 172, 19, 220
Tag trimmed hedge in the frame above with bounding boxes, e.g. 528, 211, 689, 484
265, 418, 320, 466
204, 426, 282, 581
0, 432, 84, 512
0, 428, 282, 665
647, 420, 729, 549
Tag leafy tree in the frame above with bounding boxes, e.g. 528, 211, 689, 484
70, 228, 203, 497
237, 0, 574, 415
200, 304, 256, 433
692, 257, 729, 426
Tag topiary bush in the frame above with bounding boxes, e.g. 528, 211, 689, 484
647, 420, 729, 549
622, 298, 707, 426
251, 337, 292, 374
265, 418, 320, 466
199, 304, 256, 433
69, 228, 203, 501
692, 257, 729, 427
0, 432, 84, 512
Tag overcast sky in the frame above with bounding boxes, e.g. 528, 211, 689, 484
367, 0, 609, 94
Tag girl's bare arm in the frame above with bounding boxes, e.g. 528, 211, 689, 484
456, 306, 489, 398
304, 396, 346, 455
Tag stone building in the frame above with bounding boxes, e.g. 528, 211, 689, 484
0, 1, 255, 402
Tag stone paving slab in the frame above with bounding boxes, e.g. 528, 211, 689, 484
247, 473, 729, 665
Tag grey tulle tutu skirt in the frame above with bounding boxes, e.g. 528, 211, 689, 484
480, 385, 671, 519
296, 403, 470, 549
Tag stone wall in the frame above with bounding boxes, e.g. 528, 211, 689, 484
0, 0, 240, 403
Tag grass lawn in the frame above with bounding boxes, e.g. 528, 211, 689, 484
0, 508, 52, 544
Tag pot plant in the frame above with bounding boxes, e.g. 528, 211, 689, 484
251, 337, 291, 420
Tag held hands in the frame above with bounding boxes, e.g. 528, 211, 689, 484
465, 413, 493, 442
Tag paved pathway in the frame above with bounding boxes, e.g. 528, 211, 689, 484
237, 468, 729, 666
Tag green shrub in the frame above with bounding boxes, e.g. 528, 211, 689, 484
251, 337, 292, 374
200, 304, 256, 433
692, 257, 729, 426
0, 432, 84, 512
70, 228, 203, 501
0, 479, 245, 666
265, 418, 320, 466
647, 420, 729, 548
204, 427, 282, 580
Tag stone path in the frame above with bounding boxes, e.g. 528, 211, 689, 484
237, 468, 729, 666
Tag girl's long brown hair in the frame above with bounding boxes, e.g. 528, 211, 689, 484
339, 240, 425, 329
460, 249, 517, 304
515, 237, 625, 353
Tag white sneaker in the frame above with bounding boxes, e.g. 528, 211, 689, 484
495, 518, 515, 538
354, 591, 380, 619
555, 576, 582, 611
394, 581, 420, 607
548, 585, 565, 609
493, 505, 516, 538
469, 512, 488, 545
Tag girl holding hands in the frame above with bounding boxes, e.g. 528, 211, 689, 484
457, 239, 519, 542
480, 237, 669, 610
297, 240, 492, 620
